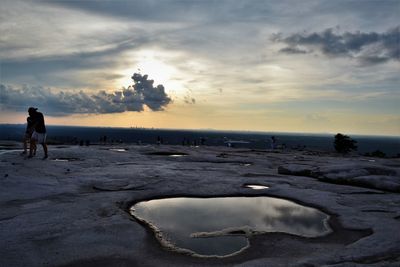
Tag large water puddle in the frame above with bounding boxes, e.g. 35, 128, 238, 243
130, 196, 331, 257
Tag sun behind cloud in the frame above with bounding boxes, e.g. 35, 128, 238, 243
117, 50, 176, 89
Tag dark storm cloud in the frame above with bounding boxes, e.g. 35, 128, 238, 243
0, 74, 171, 115
275, 27, 400, 65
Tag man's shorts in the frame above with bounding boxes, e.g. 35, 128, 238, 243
31, 131, 47, 144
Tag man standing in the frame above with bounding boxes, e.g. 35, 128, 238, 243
28, 107, 48, 159
270, 136, 277, 150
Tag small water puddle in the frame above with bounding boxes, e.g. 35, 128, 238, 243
109, 148, 127, 152
169, 154, 186, 157
148, 152, 188, 156
51, 157, 80, 162
130, 196, 331, 257
243, 184, 269, 190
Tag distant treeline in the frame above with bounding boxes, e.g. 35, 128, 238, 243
0, 124, 399, 157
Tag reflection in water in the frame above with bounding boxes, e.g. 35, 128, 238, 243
109, 148, 127, 152
52, 158, 80, 162
243, 184, 269, 190
130, 197, 331, 257
148, 152, 188, 156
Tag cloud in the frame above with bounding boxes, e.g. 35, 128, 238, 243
274, 27, 400, 65
304, 114, 330, 124
183, 95, 196, 105
0, 73, 172, 115
279, 47, 308, 54
46, 0, 277, 23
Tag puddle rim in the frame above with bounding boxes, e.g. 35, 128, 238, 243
131, 208, 251, 258
125, 193, 340, 258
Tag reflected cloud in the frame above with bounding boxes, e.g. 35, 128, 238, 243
131, 197, 331, 257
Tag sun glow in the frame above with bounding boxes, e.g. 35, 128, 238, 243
118, 50, 177, 90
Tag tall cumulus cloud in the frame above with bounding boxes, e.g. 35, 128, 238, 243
274, 26, 399, 65
0, 73, 172, 115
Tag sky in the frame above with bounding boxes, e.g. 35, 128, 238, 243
0, 0, 399, 136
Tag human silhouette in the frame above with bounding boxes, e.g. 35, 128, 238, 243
270, 136, 277, 150
21, 115, 36, 155
27, 107, 48, 159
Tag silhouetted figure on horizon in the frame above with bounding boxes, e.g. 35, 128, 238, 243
157, 136, 164, 145
200, 137, 206, 146
27, 107, 48, 159
21, 115, 36, 155
270, 136, 277, 150
99, 135, 109, 144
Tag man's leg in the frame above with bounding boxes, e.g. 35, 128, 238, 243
42, 143, 48, 159
33, 142, 37, 155
22, 135, 28, 154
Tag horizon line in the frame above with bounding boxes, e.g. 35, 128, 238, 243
1, 123, 399, 138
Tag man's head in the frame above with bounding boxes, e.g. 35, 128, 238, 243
28, 107, 37, 115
